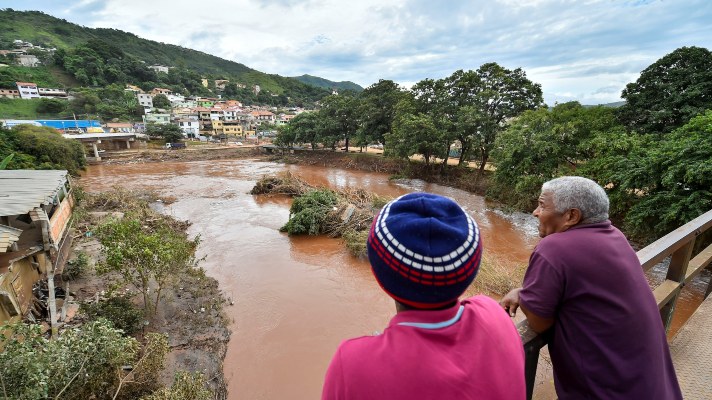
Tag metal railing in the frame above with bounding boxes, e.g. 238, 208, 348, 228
520, 209, 712, 399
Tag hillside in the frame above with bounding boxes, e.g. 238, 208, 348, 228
292, 74, 363, 92
0, 9, 331, 102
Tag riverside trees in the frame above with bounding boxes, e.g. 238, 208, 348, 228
275, 47, 711, 243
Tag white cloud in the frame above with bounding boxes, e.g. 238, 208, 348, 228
7, 0, 712, 104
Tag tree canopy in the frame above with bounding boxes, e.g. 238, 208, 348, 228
0, 125, 86, 174
618, 46, 712, 135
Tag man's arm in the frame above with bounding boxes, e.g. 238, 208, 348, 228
500, 287, 555, 333
519, 302, 554, 333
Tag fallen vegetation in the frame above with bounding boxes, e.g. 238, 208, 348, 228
251, 172, 522, 296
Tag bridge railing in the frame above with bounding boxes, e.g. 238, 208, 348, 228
519, 209, 712, 400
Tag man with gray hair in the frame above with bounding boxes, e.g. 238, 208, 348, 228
500, 176, 681, 399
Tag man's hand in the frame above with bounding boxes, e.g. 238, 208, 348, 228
500, 288, 522, 317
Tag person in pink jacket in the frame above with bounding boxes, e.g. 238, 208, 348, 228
322, 192, 525, 400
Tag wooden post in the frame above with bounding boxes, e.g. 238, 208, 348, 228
660, 241, 694, 332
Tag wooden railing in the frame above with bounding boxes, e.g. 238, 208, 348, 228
519, 209, 712, 400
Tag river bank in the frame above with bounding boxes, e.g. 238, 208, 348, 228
98, 146, 492, 197
67, 189, 230, 398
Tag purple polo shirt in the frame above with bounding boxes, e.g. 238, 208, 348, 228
519, 221, 681, 399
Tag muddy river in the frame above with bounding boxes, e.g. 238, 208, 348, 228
80, 158, 709, 399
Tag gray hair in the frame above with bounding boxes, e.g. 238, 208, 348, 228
541, 176, 609, 224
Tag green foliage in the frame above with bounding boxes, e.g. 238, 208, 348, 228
0, 153, 13, 169
145, 123, 184, 143
490, 102, 623, 209
152, 93, 171, 109
292, 74, 364, 92
95, 217, 199, 315
141, 371, 212, 400
357, 79, 406, 149
0, 65, 61, 88
36, 97, 67, 113
0, 97, 63, 119
618, 46, 712, 134
0, 10, 331, 107
280, 189, 339, 235
64, 251, 90, 280
81, 294, 145, 336
618, 110, 712, 239
0, 124, 86, 174
0, 319, 138, 400
342, 229, 369, 258
389, 105, 443, 165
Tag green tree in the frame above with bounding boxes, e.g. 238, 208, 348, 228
36, 98, 67, 114
0, 320, 139, 399
152, 94, 171, 109
3, 125, 86, 174
612, 110, 712, 240
388, 97, 444, 166
145, 123, 184, 143
319, 93, 359, 151
357, 79, 405, 150
490, 102, 623, 210
618, 46, 712, 135
467, 63, 544, 175
95, 218, 198, 315
282, 112, 320, 149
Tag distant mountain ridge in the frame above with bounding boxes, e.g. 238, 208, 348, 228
292, 75, 363, 92
0, 9, 346, 100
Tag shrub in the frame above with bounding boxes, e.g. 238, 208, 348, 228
81, 295, 144, 336
280, 189, 338, 235
63, 251, 89, 280
342, 229, 369, 258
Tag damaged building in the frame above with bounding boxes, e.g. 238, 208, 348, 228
0, 170, 74, 334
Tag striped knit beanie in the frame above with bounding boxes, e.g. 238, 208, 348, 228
367, 192, 482, 309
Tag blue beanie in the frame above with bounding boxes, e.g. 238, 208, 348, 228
367, 192, 482, 309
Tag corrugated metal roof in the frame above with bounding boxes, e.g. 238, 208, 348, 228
0, 170, 69, 216
0, 225, 22, 252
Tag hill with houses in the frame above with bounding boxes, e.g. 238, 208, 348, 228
0, 9, 361, 103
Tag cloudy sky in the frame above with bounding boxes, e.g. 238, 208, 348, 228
5, 0, 712, 104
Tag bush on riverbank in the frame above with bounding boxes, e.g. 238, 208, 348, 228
56, 187, 229, 398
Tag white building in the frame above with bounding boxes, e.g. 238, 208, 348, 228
148, 65, 169, 73
16, 82, 40, 99
137, 93, 153, 110
166, 93, 185, 105
175, 118, 200, 137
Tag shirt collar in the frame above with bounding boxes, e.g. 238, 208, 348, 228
388, 301, 464, 329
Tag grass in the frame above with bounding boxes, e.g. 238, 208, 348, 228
0, 65, 63, 88
0, 98, 41, 118
470, 254, 526, 296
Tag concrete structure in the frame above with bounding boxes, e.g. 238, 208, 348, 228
16, 54, 39, 67
175, 118, 200, 137
62, 132, 147, 160
151, 87, 172, 96
105, 122, 135, 133
16, 82, 40, 99
137, 93, 153, 109
38, 88, 68, 99
0, 89, 20, 98
143, 113, 170, 125
148, 64, 169, 73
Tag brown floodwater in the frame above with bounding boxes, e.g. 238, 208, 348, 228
79, 159, 709, 399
